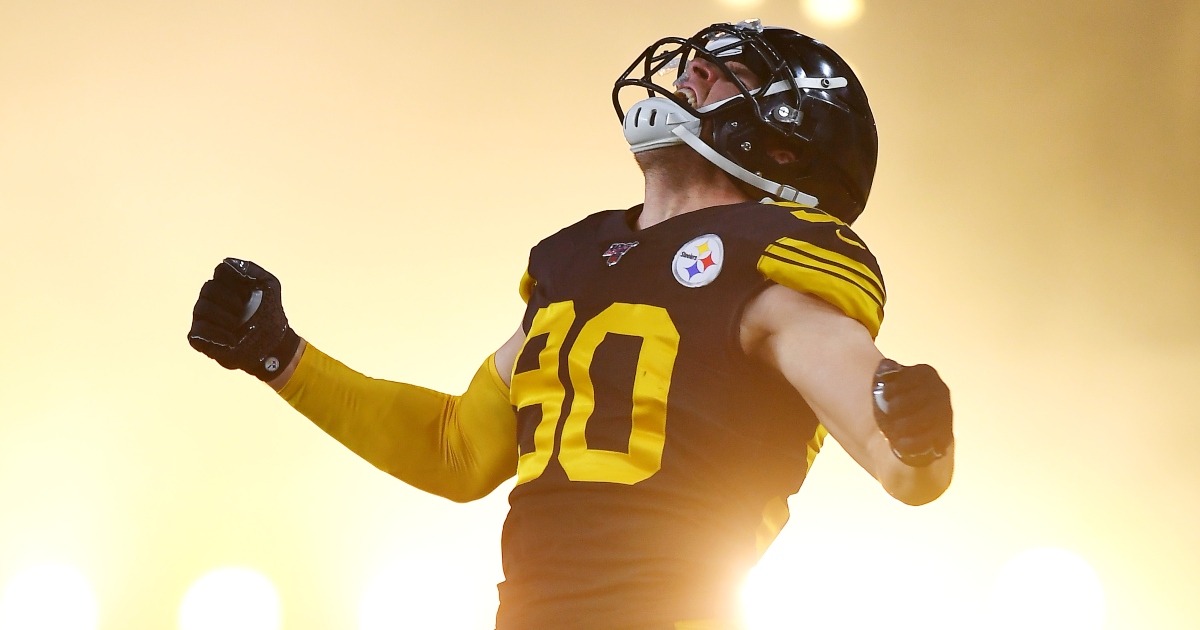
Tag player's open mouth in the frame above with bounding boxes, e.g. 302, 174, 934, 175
674, 88, 697, 107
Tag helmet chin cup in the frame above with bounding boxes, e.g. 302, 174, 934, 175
622, 97, 702, 154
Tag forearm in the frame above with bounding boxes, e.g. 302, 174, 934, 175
743, 286, 955, 506
277, 343, 518, 502
868, 434, 954, 505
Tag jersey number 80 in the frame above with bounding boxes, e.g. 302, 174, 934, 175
512, 301, 680, 486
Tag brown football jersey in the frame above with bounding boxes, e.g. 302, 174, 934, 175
497, 201, 885, 630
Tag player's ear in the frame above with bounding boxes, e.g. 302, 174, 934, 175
767, 148, 797, 164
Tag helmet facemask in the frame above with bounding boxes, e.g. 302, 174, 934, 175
613, 20, 878, 223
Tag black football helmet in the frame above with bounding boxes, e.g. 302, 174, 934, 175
614, 20, 878, 224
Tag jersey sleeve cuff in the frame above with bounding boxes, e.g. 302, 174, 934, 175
277, 342, 321, 402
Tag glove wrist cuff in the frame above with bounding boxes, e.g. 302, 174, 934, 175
246, 327, 301, 382
889, 441, 951, 468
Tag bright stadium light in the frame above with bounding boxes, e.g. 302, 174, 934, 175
743, 532, 973, 630
178, 568, 280, 630
989, 547, 1105, 630
802, 0, 865, 27
0, 563, 99, 630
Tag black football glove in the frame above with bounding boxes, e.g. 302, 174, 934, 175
872, 359, 953, 468
187, 258, 301, 382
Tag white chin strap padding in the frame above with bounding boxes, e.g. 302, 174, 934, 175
671, 125, 819, 207
623, 97, 702, 154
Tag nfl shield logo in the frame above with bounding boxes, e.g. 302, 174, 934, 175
602, 241, 639, 266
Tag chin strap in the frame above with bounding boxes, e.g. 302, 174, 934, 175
622, 95, 820, 207
671, 125, 819, 207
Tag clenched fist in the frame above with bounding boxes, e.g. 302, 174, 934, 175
872, 359, 954, 468
188, 258, 301, 382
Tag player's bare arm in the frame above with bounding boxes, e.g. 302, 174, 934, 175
740, 285, 954, 505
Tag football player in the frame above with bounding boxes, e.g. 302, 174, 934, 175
189, 20, 954, 630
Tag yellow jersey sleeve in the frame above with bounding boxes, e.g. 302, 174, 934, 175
756, 206, 886, 337
278, 344, 517, 502
518, 267, 536, 304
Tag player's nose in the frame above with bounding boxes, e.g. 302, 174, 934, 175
680, 58, 719, 87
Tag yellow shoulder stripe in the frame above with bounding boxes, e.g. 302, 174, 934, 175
790, 208, 848, 227
518, 269, 535, 304
758, 247, 885, 337
835, 228, 866, 250
762, 199, 813, 209
768, 238, 885, 305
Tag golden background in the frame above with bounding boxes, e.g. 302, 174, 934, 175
0, 0, 1197, 628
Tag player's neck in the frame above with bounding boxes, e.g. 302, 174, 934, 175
635, 146, 753, 230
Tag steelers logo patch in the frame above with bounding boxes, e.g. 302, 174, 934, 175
672, 234, 724, 288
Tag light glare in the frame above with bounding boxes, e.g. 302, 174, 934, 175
0, 563, 98, 630
359, 553, 497, 630
803, 0, 865, 27
989, 547, 1104, 630
178, 568, 280, 630
743, 533, 974, 630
